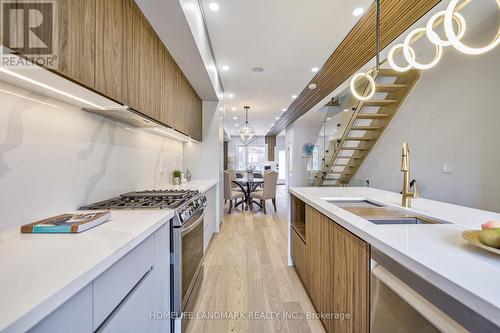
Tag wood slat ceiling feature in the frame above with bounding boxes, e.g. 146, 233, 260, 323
267, 0, 440, 136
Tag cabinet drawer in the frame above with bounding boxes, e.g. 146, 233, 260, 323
93, 235, 154, 329
28, 284, 92, 333
291, 227, 307, 284
97, 267, 155, 333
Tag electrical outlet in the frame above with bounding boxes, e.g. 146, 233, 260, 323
442, 163, 453, 174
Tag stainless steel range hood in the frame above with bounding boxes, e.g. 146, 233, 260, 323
82, 107, 193, 142
82, 106, 158, 128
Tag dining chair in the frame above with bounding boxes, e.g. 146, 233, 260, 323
228, 169, 244, 193
249, 170, 278, 214
224, 171, 245, 214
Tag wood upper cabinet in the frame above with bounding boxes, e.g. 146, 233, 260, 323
122, 0, 140, 111
305, 204, 369, 333
56, 0, 96, 88
4, 0, 203, 140
95, 0, 123, 102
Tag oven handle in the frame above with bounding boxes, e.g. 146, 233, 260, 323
181, 208, 205, 236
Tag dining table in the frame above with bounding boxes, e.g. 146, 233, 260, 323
232, 177, 264, 210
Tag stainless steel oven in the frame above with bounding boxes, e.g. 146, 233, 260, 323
171, 196, 206, 332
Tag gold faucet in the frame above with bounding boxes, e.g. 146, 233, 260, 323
401, 143, 419, 208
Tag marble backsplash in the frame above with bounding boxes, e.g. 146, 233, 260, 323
0, 81, 183, 231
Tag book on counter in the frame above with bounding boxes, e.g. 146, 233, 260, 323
20, 211, 111, 234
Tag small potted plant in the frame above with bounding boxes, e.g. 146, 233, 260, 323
171, 170, 182, 185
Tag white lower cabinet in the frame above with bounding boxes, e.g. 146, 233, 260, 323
28, 284, 93, 333
203, 186, 217, 251
29, 222, 171, 333
97, 267, 155, 333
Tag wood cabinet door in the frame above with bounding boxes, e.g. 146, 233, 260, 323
56, 0, 96, 88
291, 227, 307, 284
160, 48, 175, 127
332, 223, 369, 333
95, 0, 123, 102
305, 205, 335, 322
122, 0, 139, 111
305, 205, 369, 333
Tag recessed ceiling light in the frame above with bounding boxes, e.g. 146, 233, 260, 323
344, 108, 349, 112
209, 2, 220, 12
252, 67, 264, 73
292, 95, 297, 99
219, 107, 223, 111
228, 93, 234, 98
275, 117, 280, 120
231, 107, 236, 111
327, 117, 331, 120
221, 65, 229, 71
282, 108, 287, 112
308, 83, 317, 90
352, 7, 364, 17
233, 116, 237, 120
235, 123, 239, 126
270, 123, 275, 126
311, 67, 319, 73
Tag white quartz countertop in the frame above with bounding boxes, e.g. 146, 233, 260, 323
289, 186, 500, 326
0, 210, 174, 333
163, 179, 217, 194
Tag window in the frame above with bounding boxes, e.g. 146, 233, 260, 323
237, 146, 246, 170
307, 145, 320, 171
236, 145, 267, 170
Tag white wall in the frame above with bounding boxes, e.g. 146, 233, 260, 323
356, 45, 500, 212
0, 81, 184, 231
286, 116, 324, 187
183, 101, 223, 228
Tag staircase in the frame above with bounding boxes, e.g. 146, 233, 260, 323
313, 68, 420, 186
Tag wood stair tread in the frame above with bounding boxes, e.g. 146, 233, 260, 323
377, 68, 406, 77
345, 137, 373, 141
362, 99, 397, 106
376, 83, 407, 92
356, 113, 389, 119
351, 126, 383, 130
339, 147, 368, 151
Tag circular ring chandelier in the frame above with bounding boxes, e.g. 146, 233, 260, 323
350, 0, 380, 101
403, 28, 443, 70
388, 43, 415, 72
350, 72, 376, 101
444, 0, 500, 55
426, 10, 466, 47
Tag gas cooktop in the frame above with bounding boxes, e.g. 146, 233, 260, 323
80, 190, 200, 210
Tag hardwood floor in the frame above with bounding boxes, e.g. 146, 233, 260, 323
186, 185, 325, 333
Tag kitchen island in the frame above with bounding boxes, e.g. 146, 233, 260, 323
288, 186, 500, 333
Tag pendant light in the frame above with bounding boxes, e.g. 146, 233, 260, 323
351, 0, 380, 101
238, 106, 257, 145
444, 0, 500, 55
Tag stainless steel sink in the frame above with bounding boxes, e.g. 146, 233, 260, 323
326, 199, 384, 207
368, 216, 449, 225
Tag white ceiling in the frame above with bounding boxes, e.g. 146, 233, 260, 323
201, 0, 372, 136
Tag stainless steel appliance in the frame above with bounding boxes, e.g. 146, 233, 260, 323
370, 251, 467, 333
171, 195, 206, 319
81, 189, 206, 332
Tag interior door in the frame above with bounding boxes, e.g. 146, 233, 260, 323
275, 147, 286, 185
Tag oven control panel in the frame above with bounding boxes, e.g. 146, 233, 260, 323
179, 195, 207, 223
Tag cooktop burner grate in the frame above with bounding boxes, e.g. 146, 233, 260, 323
81, 190, 199, 210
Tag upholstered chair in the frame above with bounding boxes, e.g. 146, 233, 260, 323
249, 170, 278, 214
224, 171, 245, 214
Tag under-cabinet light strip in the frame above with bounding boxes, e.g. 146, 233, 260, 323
0, 66, 105, 110
0, 87, 60, 109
